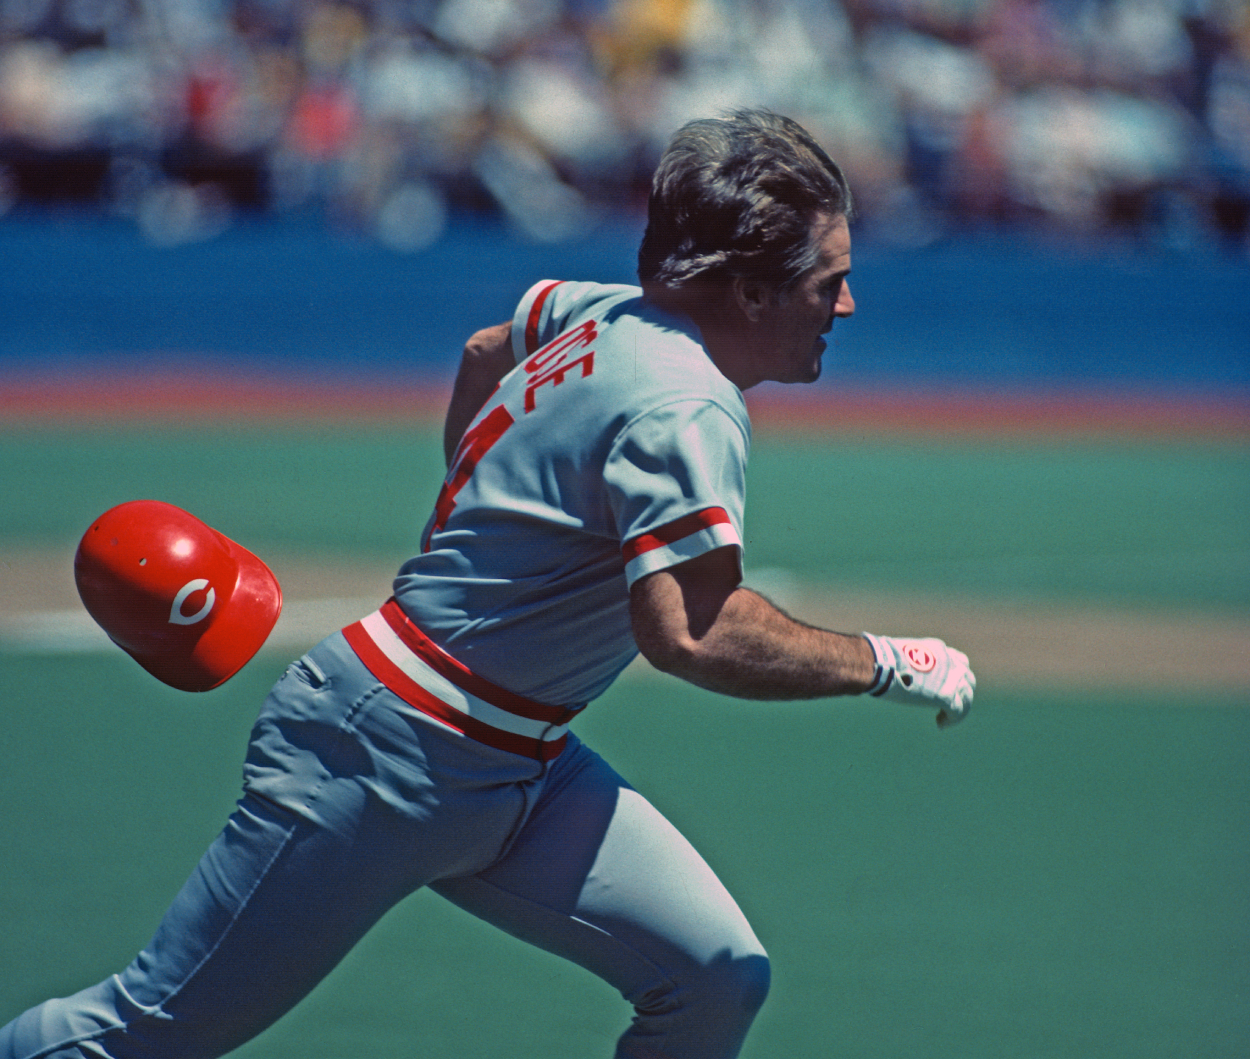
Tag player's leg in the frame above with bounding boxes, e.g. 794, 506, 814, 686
432, 735, 771, 1059
0, 788, 406, 1059
1, 637, 540, 1059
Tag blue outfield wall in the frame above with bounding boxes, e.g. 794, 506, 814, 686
0, 213, 1247, 399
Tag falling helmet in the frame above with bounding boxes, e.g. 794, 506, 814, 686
74, 500, 283, 692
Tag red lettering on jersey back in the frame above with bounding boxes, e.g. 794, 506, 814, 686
424, 404, 515, 550
523, 318, 597, 411
525, 351, 595, 412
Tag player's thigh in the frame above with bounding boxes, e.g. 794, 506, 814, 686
0, 793, 407, 1059
120, 793, 405, 1049
432, 740, 767, 998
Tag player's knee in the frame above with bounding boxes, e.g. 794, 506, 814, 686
637, 950, 771, 1022
715, 951, 771, 1020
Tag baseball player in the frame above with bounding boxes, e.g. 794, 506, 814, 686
2, 110, 974, 1059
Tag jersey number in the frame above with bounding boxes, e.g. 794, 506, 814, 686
424, 404, 515, 550
424, 317, 598, 550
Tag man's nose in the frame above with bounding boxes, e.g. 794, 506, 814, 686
835, 281, 855, 317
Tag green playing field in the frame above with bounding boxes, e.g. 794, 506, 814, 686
0, 655, 1245, 1058
1, 422, 1247, 1057
3, 424, 1248, 607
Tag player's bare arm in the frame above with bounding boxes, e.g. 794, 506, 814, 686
630, 546, 878, 699
443, 322, 515, 465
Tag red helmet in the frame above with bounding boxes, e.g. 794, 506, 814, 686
74, 500, 283, 692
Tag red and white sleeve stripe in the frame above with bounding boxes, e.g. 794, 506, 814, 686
620, 507, 742, 586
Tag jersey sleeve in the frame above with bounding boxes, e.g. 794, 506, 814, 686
606, 399, 750, 587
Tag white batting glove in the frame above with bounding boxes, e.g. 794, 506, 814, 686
861, 632, 975, 728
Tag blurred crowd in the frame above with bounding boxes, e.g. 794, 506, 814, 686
0, 0, 1247, 250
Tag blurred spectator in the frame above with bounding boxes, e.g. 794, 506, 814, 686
0, 0, 1245, 250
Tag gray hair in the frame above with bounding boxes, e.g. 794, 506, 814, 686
638, 110, 854, 305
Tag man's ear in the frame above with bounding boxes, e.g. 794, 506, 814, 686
731, 275, 772, 322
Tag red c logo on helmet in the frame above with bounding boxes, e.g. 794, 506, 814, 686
904, 644, 937, 672
169, 579, 216, 625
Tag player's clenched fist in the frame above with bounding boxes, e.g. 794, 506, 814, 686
860, 633, 975, 728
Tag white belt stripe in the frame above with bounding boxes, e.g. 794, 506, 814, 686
359, 611, 570, 743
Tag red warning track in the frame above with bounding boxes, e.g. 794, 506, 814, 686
0, 370, 450, 426
1, 369, 1247, 440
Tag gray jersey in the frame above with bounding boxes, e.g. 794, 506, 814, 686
392, 280, 751, 707
2, 285, 771, 1059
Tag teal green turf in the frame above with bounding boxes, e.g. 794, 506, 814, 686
2, 426, 1248, 607
0, 426, 448, 558
0, 658, 1246, 1058
2, 423, 1248, 1057
743, 435, 1250, 609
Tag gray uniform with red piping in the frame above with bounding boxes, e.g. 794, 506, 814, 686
0, 281, 771, 1059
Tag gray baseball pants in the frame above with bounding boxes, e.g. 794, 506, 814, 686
0, 631, 769, 1059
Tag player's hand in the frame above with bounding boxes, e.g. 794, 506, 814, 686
860, 633, 975, 727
